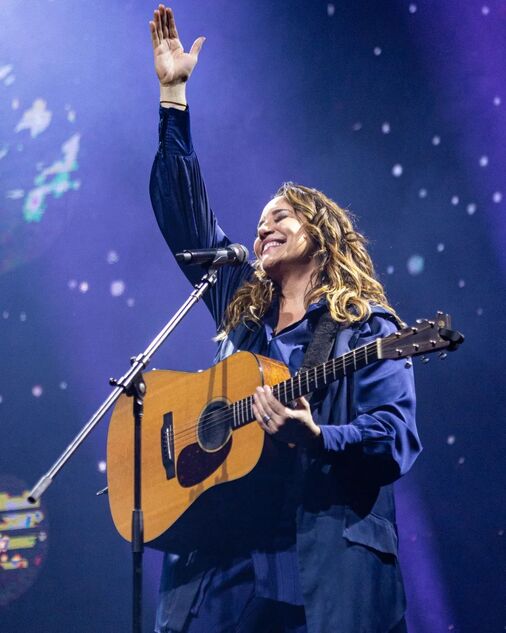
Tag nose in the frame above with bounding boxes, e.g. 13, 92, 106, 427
258, 219, 274, 240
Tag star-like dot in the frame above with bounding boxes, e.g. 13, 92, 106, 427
437, 243, 445, 252
327, 3, 335, 16
386, 265, 395, 275
447, 435, 456, 445
476, 307, 483, 316
2, 310, 9, 319
392, 164, 403, 177
418, 188, 427, 198
0, 395, 3, 404
407, 254, 424, 275
492, 191, 502, 203
352, 122, 362, 131
481, 5, 490, 15
381, 122, 391, 134
479, 155, 488, 167
79, 281, 89, 293
467, 203, 477, 215
409, 3, 417, 13
68, 279, 77, 290
451, 196, 459, 205
432, 135, 441, 145
98, 461, 107, 473
458, 456, 465, 465
20, 312, 27, 322
107, 250, 119, 264
32, 385, 43, 398
59, 381, 68, 390
110, 280, 126, 297
127, 298, 135, 307
458, 279, 466, 288
373, 47, 382, 56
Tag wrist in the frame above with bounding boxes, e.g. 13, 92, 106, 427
160, 84, 187, 109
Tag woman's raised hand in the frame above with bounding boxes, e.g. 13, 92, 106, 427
149, 5, 205, 86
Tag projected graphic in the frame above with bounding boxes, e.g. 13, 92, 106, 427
0, 63, 81, 274
0, 475, 49, 607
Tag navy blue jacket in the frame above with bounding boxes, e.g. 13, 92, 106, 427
150, 106, 422, 633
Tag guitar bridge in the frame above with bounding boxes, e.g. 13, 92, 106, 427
160, 412, 176, 480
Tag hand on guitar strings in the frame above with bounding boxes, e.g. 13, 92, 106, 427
253, 385, 322, 448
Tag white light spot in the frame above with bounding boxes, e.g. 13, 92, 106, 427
327, 3, 335, 16
110, 280, 126, 297
467, 203, 477, 215
493, 95, 501, 106
126, 297, 135, 308
392, 164, 403, 177
481, 5, 490, 15
458, 456, 465, 465
479, 155, 488, 167
498, 529, 504, 536
437, 243, 445, 252
79, 281, 89, 293
373, 46, 382, 56
458, 279, 466, 288
6, 189, 24, 199
32, 385, 43, 398
107, 250, 119, 264
476, 307, 483, 316
67, 110, 76, 123
451, 195, 459, 205
447, 435, 456, 445
418, 188, 428, 198
2, 310, 9, 319
0, 395, 3, 404
19, 312, 27, 322
0, 65, 13, 81
492, 191, 502, 203
386, 265, 395, 275
407, 254, 424, 275
68, 279, 77, 290
409, 3, 417, 13
4, 74, 15, 86
15, 99, 52, 138
432, 135, 441, 145
352, 121, 362, 131
381, 122, 391, 134
98, 461, 107, 473
59, 381, 68, 390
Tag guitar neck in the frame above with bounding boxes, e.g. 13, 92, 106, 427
230, 339, 380, 430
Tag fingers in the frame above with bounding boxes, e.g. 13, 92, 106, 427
165, 6, 180, 39
149, 21, 160, 49
189, 36, 206, 58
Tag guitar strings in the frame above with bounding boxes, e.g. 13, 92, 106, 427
164, 344, 376, 445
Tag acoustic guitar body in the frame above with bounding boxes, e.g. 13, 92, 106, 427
107, 351, 290, 551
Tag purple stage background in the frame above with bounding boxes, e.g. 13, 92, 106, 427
1, 1, 505, 631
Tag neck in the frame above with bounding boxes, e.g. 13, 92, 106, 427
277, 266, 317, 310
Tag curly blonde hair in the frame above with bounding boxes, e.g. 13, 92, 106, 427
217, 182, 398, 338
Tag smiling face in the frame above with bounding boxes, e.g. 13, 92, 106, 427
253, 195, 317, 282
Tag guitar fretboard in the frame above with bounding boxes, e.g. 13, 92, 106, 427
229, 339, 379, 429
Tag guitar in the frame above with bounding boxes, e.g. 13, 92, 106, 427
106, 312, 463, 550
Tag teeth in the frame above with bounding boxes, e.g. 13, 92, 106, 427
263, 241, 284, 253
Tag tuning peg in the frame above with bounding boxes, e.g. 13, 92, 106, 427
404, 359, 413, 369
421, 356, 430, 364
439, 352, 448, 360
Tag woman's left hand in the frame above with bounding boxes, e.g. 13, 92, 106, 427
253, 385, 322, 447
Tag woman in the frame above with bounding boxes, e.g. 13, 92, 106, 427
149, 6, 421, 633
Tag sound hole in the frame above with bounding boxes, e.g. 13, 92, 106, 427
197, 399, 231, 452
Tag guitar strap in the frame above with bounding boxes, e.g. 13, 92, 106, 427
298, 307, 340, 403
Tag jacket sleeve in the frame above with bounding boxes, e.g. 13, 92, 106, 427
319, 314, 421, 481
149, 106, 253, 329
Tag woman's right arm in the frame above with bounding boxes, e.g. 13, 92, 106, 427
148, 6, 253, 327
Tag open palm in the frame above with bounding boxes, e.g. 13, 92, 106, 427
149, 5, 205, 86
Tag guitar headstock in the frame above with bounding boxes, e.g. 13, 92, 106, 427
380, 311, 464, 361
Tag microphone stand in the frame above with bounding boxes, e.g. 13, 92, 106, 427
28, 264, 220, 633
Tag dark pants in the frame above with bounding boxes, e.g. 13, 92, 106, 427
172, 556, 408, 633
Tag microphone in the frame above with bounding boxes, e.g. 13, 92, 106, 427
175, 243, 249, 266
